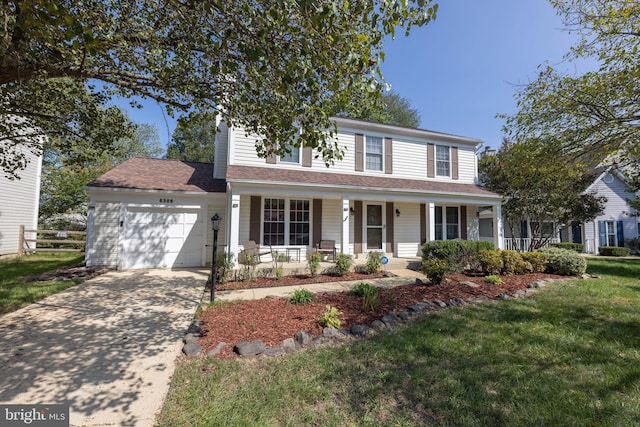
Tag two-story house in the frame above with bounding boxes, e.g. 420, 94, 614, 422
84, 117, 503, 269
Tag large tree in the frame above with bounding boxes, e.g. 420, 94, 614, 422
503, 0, 640, 189
342, 90, 422, 128
39, 120, 161, 226
479, 139, 606, 250
1, 0, 438, 178
166, 113, 216, 163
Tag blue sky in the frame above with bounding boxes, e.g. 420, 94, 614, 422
115, 0, 583, 151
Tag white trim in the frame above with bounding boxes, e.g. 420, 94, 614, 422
341, 197, 350, 255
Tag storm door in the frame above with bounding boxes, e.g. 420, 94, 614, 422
365, 204, 384, 251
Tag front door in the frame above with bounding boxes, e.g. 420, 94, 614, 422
365, 204, 384, 251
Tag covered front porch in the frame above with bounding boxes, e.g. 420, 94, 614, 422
222, 181, 504, 267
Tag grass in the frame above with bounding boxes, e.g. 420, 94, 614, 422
158, 257, 640, 426
0, 252, 85, 314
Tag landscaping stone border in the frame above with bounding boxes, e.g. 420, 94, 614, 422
182, 276, 584, 358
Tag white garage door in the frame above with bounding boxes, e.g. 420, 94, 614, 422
121, 207, 203, 269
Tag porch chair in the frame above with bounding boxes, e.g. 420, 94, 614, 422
239, 240, 272, 264
316, 239, 337, 262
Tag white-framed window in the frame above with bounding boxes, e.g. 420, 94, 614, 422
436, 145, 450, 177
366, 136, 383, 171
280, 143, 300, 163
263, 198, 310, 246
435, 206, 459, 240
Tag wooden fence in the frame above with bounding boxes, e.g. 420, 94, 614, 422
18, 225, 86, 256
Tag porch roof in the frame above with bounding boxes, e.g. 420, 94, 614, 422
226, 165, 500, 199
87, 157, 226, 193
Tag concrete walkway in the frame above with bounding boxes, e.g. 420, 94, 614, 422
0, 269, 206, 427
216, 264, 425, 301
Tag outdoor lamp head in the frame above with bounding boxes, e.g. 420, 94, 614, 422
211, 213, 221, 231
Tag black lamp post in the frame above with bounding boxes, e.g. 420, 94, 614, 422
210, 213, 221, 302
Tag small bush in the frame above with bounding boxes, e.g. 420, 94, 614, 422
319, 305, 341, 329
215, 251, 235, 284
422, 240, 494, 273
501, 250, 531, 275
351, 283, 382, 311
484, 275, 502, 285
538, 248, 587, 275
550, 242, 584, 253
479, 250, 502, 275
598, 246, 631, 257
334, 254, 353, 276
421, 258, 449, 285
521, 251, 548, 273
626, 237, 640, 255
365, 251, 384, 274
288, 288, 316, 305
307, 251, 321, 276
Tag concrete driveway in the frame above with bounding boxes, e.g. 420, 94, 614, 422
0, 268, 206, 426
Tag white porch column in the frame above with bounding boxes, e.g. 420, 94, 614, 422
428, 202, 436, 242
493, 203, 504, 249
85, 202, 95, 266
341, 197, 350, 254
229, 192, 241, 266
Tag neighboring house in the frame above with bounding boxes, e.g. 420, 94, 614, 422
85, 117, 504, 269
0, 148, 43, 256
562, 168, 639, 254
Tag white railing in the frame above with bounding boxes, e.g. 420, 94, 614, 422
503, 237, 559, 252
584, 239, 595, 254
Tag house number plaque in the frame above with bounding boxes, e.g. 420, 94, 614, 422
160, 198, 174, 203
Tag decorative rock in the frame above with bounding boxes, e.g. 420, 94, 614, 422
420, 300, 434, 308
415, 278, 426, 285
294, 331, 311, 346
528, 279, 547, 289
371, 320, 386, 330
186, 322, 202, 335
182, 342, 204, 357
513, 290, 527, 299
495, 293, 512, 300
234, 340, 266, 356
351, 324, 374, 337
460, 281, 480, 288
383, 271, 395, 277
433, 299, 447, 308
264, 347, 286, 357
454, 298, 466, 306
206, 342, 227, 358
408, 304, 425, 312
381, 312, 399, 326
398, 310, 410, 321
323, 327, 343, 338
281, 338, 297, 352
312, 336, 329, 345
183, 333, 200, 344
445, 299, 459, 307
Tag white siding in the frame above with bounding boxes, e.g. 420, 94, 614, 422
90, 202, 120, 267
321, 199, 342, 251
228, 125, 479, 185
0, 151, 42, 256
585, 173, 640, 248
213, 122, 229, 179
238, 195, 252, 244
394, 202, 422, 257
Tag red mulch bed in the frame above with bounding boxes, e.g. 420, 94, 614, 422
198, 272, 566, 359
216, 271, 386, 290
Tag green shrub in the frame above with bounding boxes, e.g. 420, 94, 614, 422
550, 242, 584, 253
288, 288, 316, 305
422, 240, 494, 273
521, 251, 548, 273
365, 251, 384, 274
215, 251, 235, 284
538, 248, 587, 275
307, 251, 321, 276
598, 246, 631, 257
484, 275, 502, 285
334, 254, 353, 276
351, 283, 382, 311
500, 250, 531, 275
421, 258, 449, 285
319, 305, 341, 329
478, 249, 502, 275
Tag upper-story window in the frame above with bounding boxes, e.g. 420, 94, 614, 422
436, 145, 450, 177
280, 143, 300, 163
366, 136, 383, 171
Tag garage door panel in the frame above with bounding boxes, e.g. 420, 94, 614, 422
122, 207, 203, 269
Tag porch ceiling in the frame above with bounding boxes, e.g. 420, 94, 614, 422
226, 165, 500, 199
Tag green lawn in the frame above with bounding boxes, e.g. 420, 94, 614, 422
159, 257, 640, 426
0, 252, 85, 314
